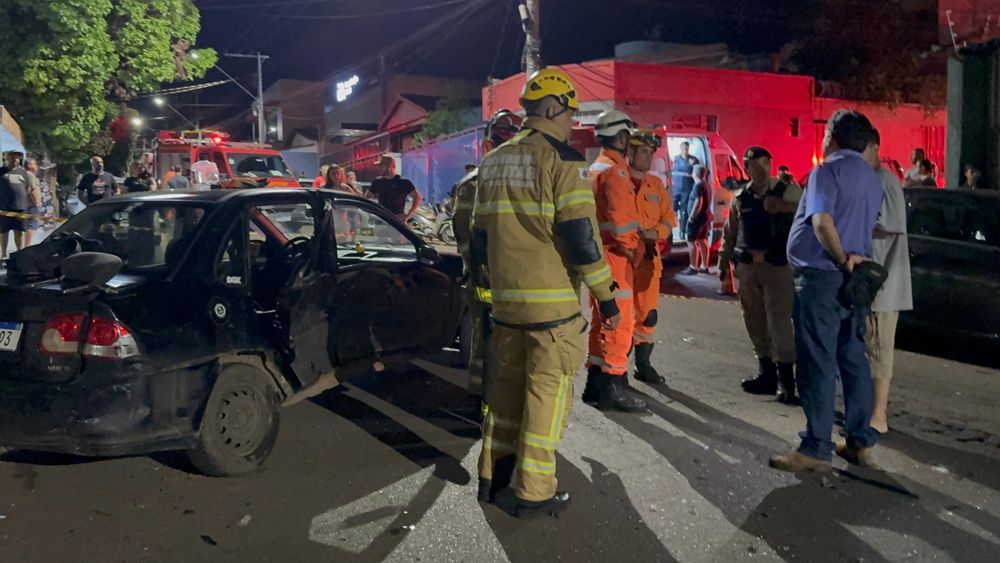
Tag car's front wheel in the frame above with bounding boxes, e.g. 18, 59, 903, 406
186, 364, 281, 477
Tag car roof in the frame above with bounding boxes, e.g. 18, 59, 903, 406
90, 188, 373, 206
906, 187, 1000, 199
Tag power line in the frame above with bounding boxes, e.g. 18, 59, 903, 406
204, 0, 471, 19
490, 0, 517, 77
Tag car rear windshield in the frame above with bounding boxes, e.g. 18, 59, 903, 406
55, 202, 215, 272
229, 153, 292, 178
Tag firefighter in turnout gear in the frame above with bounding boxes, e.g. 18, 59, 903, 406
473, 68, 621, 518
453, 109, 524, 396
583, 109, 648, 413
628, 129, 677, 385
718, 146, 803, 404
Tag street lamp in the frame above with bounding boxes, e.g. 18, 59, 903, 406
268, 126, 277, 133
130, 116, 144, 127
190, 51, 200, 60
153, 96, 165, 107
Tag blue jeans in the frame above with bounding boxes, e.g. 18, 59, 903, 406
793, 268, 877, 461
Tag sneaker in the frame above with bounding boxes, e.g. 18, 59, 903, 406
699, 268, 711, 274
515, 492, 572, 518
768, 450, 832, 473
678, 267, 699, 276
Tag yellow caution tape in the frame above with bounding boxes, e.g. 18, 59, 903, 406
0, 210, 67, 223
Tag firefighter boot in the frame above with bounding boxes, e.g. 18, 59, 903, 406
776, 362, 800, 405
741, 357, 778, 395
597, 373, 647, 412
633, 343, 666, 385
582, 365, 601, 405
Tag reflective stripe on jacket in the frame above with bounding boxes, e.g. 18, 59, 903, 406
473, 117, 615, 326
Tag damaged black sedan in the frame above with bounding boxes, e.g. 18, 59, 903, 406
0, 189, 465, 476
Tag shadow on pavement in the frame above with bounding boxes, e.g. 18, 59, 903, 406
741, 467, 1000, 562
481, 456, 679, 563
605, 385, 795, 526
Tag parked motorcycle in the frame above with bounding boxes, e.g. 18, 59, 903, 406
434, 203, 456, 245
406, 203, 438, 240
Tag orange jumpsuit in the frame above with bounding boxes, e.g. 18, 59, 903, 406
587, 149, 642, 376
633, 173, 677, 345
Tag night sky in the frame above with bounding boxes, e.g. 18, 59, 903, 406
163, 0, 810, 128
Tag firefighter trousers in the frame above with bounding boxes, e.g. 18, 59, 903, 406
465, 287, 492, 396
477, 315, 587, 502
633, 254, 663, 345
735, 262, 796, 364
587, 252, 634, 375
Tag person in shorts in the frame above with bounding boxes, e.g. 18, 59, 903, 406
680, 164, 713, 274
0, 151, 31, 258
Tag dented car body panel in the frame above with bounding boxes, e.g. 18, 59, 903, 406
0, 189, 464, 457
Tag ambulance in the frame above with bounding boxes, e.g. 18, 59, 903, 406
153, 130, 301, 189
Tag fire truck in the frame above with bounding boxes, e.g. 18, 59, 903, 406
153, 130, 301, 189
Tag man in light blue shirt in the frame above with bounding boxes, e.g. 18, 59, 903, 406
771, 110, 884, 473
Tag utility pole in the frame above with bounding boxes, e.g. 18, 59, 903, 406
223, 52, 270, 144
520, 0, 541, 75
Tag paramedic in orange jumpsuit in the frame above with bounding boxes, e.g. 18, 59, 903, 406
584, 110, 647, 413
628, 129, 677, 385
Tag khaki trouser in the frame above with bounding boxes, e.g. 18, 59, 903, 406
865, 310, 899, 382
478, 316, 587, 502
735, 262, 795, 363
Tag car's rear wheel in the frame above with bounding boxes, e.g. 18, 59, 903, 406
186, 364, 280, 477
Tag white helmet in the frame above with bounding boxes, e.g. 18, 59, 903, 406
595, 110, 636, 138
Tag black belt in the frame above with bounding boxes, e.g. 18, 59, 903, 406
735, 248, 788, 267
492, 312, 582, 331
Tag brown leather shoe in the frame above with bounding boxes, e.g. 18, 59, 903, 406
768, 450, 832, 473
836, 442, 879, 469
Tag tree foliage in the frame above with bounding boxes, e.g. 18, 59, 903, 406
0, 0, 215, 161
415, 97, 475, 147
790, 0, 947, 108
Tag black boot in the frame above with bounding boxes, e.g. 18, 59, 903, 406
515, 491, 572, 518
741, 357, 778, 395
776, 362, 799, 405
597, 373, 647, 412
633, 343, 666, 385
582, 365, 601, 404
478, 454, 516, 503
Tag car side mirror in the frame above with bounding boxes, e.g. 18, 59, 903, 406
419, 245, 440, 265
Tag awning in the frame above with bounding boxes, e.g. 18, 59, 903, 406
0, 106, 26, 154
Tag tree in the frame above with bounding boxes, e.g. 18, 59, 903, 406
790, 0, 947, 108
414, 97, 475, 147
0, 0, 216, 162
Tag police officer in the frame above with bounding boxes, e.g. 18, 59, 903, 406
718, 147, 803, 404
628, 128, 676, 385
473, 68, 620, 518
584, 110, 647, 413
453, 109, 523, 395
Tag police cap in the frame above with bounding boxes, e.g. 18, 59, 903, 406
744, 146, 772, 161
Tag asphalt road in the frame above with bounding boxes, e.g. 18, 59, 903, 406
2, 265, 999, 562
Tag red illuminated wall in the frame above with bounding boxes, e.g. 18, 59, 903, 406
941, 0, 1000, 45
481, 61, 946, 180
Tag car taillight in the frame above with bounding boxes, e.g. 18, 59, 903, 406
39, 313, 139, 360
39, 313, 87, 355
83, 317, 140, 360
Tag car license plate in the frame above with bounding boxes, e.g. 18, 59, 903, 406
0, 322, 23, 352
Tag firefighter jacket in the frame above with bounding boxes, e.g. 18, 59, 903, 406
635, 172, 677, 242
453, 168, 478, 275
590, 149, 642, 253
471, 116, 616, 327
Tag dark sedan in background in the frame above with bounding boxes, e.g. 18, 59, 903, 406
902, 188, 1000, 354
